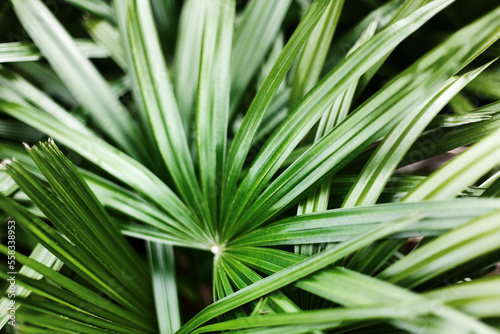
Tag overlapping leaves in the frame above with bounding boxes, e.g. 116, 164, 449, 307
1, 0, 500, 333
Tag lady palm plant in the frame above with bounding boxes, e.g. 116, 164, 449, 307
1, 0, 500, 332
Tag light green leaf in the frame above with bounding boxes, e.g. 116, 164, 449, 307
150, 0, 178, 51
466, 69, 500, 100
10, 62, 76, 107
196, 0, 235, 232
402, 99, 500, 168
221, 255, 301, 314
0, 65, 94, 135
403, 120, 500, 201
379, 209, 500, 288
0, 244, 61, 328
0, 141, 200, 248
289, 0, 344, 108
84, 18, 127, 69
343, 61, 494, 208
0, 100, 208, 244
234, 252, 497, 334
231, 199, 500, 247
147, 242, 181, 334
231, 0, 464, 235
9, 0, 145, 159
192, 303, 430, 334
176, 214, 417, 333
62, 0, 115, 21
230, 0, 292, 115
221, 0, 342, 236
173, 0, 207, 131
125, 0, 210, 232
425, 275, 500, 318
16, 297, 142, 334
2, 142, 152, 308
294, 18, 379, 246
0, 40, 109, 63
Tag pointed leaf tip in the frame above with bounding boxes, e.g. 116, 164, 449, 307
0, 159, 13, 168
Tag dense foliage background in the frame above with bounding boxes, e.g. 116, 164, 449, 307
1, 0, 500, 333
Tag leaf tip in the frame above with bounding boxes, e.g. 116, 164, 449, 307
0, 159, 13, 168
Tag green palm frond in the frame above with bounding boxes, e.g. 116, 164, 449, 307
1, 0, 500, 333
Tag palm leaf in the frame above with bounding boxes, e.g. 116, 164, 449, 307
223, 0, 455, 238
0, 40, 109, 63
9, 0, 144, 159
195, 0, 235, 232
2, 1, 500, 333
